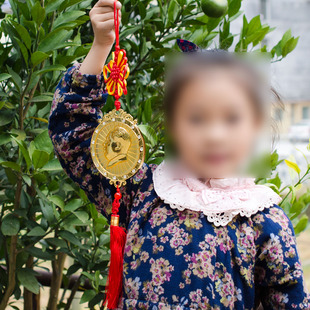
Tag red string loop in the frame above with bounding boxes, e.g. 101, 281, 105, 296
114, 0, 120, 52
102, 0, 129, 111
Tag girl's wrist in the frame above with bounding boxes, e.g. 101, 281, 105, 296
79, 41, 112, 75
92, 38, 113, 51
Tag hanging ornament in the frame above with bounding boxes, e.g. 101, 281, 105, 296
90, 1, 145, 309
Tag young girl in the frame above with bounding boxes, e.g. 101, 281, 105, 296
48, 0, 310, 309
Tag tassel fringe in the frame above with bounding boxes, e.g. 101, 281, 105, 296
106, 223, 126, 309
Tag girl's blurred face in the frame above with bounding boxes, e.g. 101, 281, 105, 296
170, 70, 261, 178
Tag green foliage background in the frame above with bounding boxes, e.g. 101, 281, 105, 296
0, 0, 308, 309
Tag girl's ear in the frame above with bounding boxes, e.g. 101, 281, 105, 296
176, 39, 200, 53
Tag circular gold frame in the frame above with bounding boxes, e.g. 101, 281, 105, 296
91, 109, 145, 187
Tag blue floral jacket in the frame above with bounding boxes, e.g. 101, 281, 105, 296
48, 63, 310, 310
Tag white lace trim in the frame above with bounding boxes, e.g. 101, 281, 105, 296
153, 161, 282, 227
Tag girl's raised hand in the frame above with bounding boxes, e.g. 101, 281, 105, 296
90, 0, 122, 47
79, 0, 122, 74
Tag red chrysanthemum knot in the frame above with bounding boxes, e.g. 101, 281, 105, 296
103, 49, 130, 98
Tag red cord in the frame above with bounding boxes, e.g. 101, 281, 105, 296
112, 185, 122, 215
114, 0, 120, 52
114, 0, 121, 110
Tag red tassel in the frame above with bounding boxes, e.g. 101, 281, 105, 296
106, 223, 126, 309
103, 186, 126, 309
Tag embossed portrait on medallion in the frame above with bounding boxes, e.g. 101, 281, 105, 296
103, 127, 131, 167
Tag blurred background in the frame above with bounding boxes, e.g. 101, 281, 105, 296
0, 0, 309, 309
239, 0, 310, 294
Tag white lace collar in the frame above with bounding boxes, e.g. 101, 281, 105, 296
153, 160, 282, 226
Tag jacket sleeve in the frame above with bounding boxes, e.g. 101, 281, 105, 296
254, 204, 310, 309
48, 63, 147, 228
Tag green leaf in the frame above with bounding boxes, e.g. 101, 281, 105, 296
228, 0, 241, 17
32, 150, 50, 169
29, 95, 54, 102
17, 269, 40, 294
31, 51, 49, 67
31, 2, 46, 25
28, 226, 46, 237
207, 16, 222, 32
294, 214, 308, 234
0, 73, 11, 82
138, 124, 158, 147
59, 0, 85, 11
282, 36, 299, 58
0, 134, 12, 146
0, 110, 15, 126
52, 10, 85, 29
73, 211, 89, 223
246, 15, 261, 37
80, 289, 96, 304
34, 130, 54, 153
10, 20, 32, 50
48, 195, 65, 209
268, 174, 281, 189
38, 29, 72, 53
26, 246, 54, 260
284, 159, 301, 174
281, 29, 292, 47
45, 0, 64, 14
22, 175, 32, 186
0, 161, 21, 172
7, 66, 22, 91
59, 230, 82, 247
142, 98, 152, 123
12, 137, 31, 171
39, 200, 56, 224
167, 0, 179, 24
290, 201, 304, 215
163, 30, 191, 42
15, 38, 29, 63
64, 199, 83, 212
41, 159, 63, 171
95, 218, 109, 236
34, 64, 67, 76
1, 214, 20, 236
45, 237, 67, 248
30, 117, 49, 123
138, 3, 146, 20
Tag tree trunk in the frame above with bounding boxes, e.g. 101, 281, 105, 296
0, 175, 22, 310
24, 256, 34, 310
47, 252, 66, 310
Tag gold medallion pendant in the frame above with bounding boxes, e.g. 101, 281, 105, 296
91, 109, 145, 187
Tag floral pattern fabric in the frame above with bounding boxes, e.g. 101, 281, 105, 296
48, 64, 310, 310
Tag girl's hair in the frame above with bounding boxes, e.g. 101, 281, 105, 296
163, 49, 284, 148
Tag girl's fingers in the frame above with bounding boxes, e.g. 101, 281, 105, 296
96, 19, 115, 31
94, 0, 122, 10
91, 11, 114, 21
91, 7, 122, 17
90, 8, 121, 22
91, 12, 121, 24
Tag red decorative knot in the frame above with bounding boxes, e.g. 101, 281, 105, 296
114, 100, 121, 110
112, 186, 122, 215
103, 49, 130, 110
114, 192, 122, 200
111, 64, 121, 80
